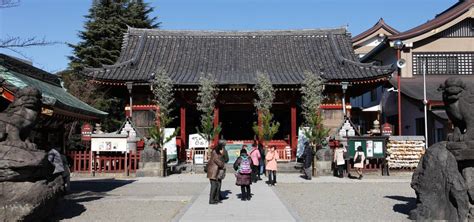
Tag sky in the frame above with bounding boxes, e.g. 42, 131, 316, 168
0, 0, 458, 73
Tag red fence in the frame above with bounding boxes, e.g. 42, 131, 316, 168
67, 151, 141, 173
186, 140, 292, 163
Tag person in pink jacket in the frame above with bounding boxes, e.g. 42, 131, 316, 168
249, 143, 261, 183
265, 145, 279, 186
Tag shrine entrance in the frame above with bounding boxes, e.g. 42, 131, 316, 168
220, 105, 255, 140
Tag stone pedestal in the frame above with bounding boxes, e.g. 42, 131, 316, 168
315, 161, 333, 176
0, 143, 63, 221
136, 162, 162, 177
410, 141, 472, 221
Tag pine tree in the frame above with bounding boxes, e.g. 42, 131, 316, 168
301, 71, 329, 176
196, 72, 221, 155
252, 72, 280, 144
68, 0, 159, 70
63, 0, 159, 132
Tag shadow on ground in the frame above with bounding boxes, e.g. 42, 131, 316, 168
51, 179, 135, 220
385, 195, 417, 216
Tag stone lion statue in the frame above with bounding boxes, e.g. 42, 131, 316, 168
0, 86, 42, 143
439, 77, 474, 142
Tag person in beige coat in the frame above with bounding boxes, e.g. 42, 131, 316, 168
353, 146, 366, 180
333, 144, 346, 178
207, 147, 224, 204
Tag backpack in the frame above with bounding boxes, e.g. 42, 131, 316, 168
355, 152, 362, 163
239, 157, 252, 174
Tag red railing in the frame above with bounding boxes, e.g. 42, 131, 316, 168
185, 140, 292, 163
67, 151, 141, 173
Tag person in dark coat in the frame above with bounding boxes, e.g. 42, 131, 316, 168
207, 146, 224, 204
233, 147, 253, 201
258, 142, 265, 179
301, 141, 314, 180
218, 140, 229, 200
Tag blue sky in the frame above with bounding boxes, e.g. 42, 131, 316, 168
0, 0, 457, 73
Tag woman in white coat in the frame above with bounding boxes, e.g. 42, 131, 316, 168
333, 144, 346, 178
353, 146, 366, 180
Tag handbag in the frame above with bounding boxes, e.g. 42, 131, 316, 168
217, 168, 226, 180
355, 152, 362, 163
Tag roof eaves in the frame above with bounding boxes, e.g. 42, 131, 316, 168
389, 0, 474, 40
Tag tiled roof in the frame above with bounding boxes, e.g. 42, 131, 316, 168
352, 18, 399, 43
85, 28, 394, 85
390, 75, 474, 102
389, 0, 474, 40
0, 54, 107, 119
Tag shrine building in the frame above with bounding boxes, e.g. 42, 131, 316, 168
84, 27, 394, 160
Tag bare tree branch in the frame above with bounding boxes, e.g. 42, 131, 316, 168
0, 36, 60, 49
0, 0, 20, 8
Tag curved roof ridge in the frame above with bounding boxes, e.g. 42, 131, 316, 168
389, 0, 474, 40
352, 18, 399, 43
329, 34, 395, 72
127, 27, 349, 36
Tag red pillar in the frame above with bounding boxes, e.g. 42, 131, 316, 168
291, 103, 297, 157
180, 106, 186, 159
213, 107, 219, 146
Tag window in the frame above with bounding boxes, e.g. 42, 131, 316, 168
413, 52, 473, 75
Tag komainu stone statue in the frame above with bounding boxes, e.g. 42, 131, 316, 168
0, 86, 64, 221
410, 77, 474, 221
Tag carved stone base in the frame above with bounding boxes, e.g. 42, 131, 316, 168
410, 141, 470, 221
0, 176, 64, 222
136, 162, 163, 177
0, 143, 51, 182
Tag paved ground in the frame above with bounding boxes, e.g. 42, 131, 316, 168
53, 173, 416, 222
177, 177, 296, 222
274, 174, 416, 221
52, 174, 208, 221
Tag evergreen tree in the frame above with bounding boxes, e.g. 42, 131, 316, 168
68, 0, 159, 70
252, 72, 280, 144
63, 0, 159, 132
196, 72, 221, 155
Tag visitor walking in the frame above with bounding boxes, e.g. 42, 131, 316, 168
258, 142, 265, 179
207, 146, 225, 204
265, 145, 279, 186
354, 146, 366, 180
233, 147, 253, 201
333, 144, 346, 178
249, 143, 261, 183
301, 141, 314, 180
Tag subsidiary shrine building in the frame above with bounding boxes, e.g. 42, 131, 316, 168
85, 27, 394, 160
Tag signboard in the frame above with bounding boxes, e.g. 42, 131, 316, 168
366, 140, 374, 158
91, 137, 128, 152
194, 154, 204, 164
164, 128, 177, 161
224, 142, 252, 163
188, 133, 209, 148
297, 127, 309, 158
81, 123, 92, 141
374, 141, 384, 154
382, 123, 393, 136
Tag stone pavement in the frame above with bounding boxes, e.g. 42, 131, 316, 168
175, 176, 298, 222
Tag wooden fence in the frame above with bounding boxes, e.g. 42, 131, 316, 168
67, 151, 141, 173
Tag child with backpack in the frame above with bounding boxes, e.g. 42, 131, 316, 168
233, 147, 253, 201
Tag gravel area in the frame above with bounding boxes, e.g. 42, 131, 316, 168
274, 181, 416, 221
52, 179, 207, 221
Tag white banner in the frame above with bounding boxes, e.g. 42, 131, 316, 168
188, 133, 209, 148
164, 128, 177, 160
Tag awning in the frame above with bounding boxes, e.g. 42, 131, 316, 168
362, 104, 381, 112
